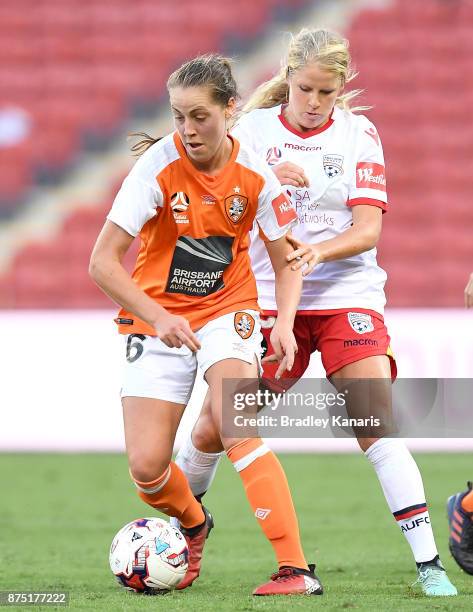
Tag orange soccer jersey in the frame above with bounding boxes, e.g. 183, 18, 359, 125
107, 133, 297, 334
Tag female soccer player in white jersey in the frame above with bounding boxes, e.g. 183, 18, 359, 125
89, 54, 323, 596
174, 31, 458, 597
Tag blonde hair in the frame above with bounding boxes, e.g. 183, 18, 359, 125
131, 54, 238, 156
243, 28, 368, 114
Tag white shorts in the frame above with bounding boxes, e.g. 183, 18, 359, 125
120, 310, 263, 404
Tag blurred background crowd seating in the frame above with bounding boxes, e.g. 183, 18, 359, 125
0, 0, 471, 308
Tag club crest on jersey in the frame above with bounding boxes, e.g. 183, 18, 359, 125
347, 312, 374, 335
170, 191, 190, 212
266, 147, 282, 166
225, 194, 248, 223
323, 154, 344, 178
234, 312, 255, 339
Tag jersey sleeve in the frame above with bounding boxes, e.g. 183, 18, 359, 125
255, 162, 298, 241
347, 118, 388, 211
107, 165, 163, 237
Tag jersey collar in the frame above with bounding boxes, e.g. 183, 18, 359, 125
278, 105, 335, 139
173, 132, 240, 182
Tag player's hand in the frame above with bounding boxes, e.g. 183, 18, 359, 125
153, 312, 201, 351
263, 321, 298, 380
285, 234, 321, 276
465, 272, 473, 308
272, 162, 310, 188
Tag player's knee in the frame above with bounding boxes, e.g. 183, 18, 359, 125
128, 452, 171, 484
357, 436, 379, 452
192, 414, 222, 453
220, 435, 243, 453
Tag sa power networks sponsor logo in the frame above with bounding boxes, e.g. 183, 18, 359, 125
266, 146, 282, 165
323, 154, 344, 178
170, 191, 190, 224
356, 162, 386, 192
347, 312, 374, 335
234, 312, 255, 339
166, 235, 234, 296
272, 193, 297, 226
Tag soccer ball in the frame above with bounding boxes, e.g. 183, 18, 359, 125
109, 517, 188, 593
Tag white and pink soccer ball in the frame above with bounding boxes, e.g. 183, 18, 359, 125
109, 517, 188, 593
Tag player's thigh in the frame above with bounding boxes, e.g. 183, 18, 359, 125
331, 355, 393, 450
195, 310, 263, 448
332, 354, 391, 379
120, 333, 197, 479
205, 356, 259, 449
191, 389, 224, 454
123, 396, 186, 480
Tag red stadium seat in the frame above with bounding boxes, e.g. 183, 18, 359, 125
0, 0, 287, 209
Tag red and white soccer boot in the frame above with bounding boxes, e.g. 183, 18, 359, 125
176, 506, 214, 590
253, 564, 323, 596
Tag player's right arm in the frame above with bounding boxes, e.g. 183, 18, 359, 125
89, 221, 200, 351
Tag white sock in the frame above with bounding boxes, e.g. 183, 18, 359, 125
174, 434, 223, 498
365, 438, 438, 564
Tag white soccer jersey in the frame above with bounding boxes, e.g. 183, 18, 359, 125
232, 105, 388, 314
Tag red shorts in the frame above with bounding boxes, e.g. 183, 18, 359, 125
261, 308, 397, 384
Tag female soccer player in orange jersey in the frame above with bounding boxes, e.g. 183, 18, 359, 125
174, 31, 458, 597
90, 54, 322, 596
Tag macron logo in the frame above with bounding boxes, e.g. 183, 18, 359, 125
356, 162, 386, 192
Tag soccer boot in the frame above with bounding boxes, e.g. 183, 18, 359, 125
253, 564, 323, 596
412, 557, 457, 596
447, 481, 473, 574
175, 506, 214, 590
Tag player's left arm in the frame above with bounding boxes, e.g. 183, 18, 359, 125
465, 272, 473, 308
286, 204, 382, 276
288, 117, 386, 276
264, 235, 302, 378
252, 152, 301, 377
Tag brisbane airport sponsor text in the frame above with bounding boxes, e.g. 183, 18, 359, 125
168, 268, 223, 293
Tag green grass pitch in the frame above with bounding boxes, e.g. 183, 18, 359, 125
0, 453, 472, 611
